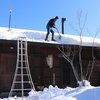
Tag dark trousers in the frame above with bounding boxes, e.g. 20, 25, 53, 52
45, 25, 54, 39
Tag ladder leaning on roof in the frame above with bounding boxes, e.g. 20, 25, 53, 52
9, 36, 36, 98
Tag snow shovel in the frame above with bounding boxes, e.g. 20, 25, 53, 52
56, 29, 61, 40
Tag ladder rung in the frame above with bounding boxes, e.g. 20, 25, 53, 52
15, 74, 30, 76
11, 89, 32, 91
14, 81, 31, 83
17, 67, 28, 69
18, 60, 27, 62
18, 54, 26, 56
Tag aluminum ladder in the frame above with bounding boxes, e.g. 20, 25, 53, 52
9, 37, 36, 98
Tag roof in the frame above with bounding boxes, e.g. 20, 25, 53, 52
0, 27, 100, 47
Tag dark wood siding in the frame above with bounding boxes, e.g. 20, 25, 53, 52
0, 41, 100, 92
0, 54, 16, 91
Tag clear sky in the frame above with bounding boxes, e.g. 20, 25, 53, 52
0, 0, 100, 38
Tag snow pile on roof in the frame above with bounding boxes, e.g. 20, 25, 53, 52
0, 27, 100, 47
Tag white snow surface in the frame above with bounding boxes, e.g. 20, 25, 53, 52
0, 27, 100, 100
1, 80, 100, 100
0, 27, 100, 47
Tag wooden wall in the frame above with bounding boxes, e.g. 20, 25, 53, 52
0, 42, 100, 92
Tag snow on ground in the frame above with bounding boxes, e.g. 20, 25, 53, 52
0, 80, 100, 100
0, 27, 100, 47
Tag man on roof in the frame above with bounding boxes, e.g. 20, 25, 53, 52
45, 16, 59, 41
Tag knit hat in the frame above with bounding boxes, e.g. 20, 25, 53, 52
55, 16, 59, 19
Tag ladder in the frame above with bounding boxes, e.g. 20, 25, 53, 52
9, 37, 36, 98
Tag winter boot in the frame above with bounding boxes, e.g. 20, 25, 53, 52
52, 37, 56, 41
45, 37, 48, 41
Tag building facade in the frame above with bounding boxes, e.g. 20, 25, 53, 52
0, 40, 100, 92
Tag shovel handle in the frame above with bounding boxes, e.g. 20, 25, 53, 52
56, 29, 60, 35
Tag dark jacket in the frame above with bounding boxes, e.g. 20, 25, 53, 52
47, 18, 56, 28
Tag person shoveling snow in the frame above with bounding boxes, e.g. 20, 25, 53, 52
45, 16, 59, 41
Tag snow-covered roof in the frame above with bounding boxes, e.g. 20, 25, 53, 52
0, 27, 100, 47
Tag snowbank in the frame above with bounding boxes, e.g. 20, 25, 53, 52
1, 81, 100, 100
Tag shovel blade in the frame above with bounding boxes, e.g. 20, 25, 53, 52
59, 35, 61, 40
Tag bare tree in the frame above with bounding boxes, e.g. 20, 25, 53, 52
58, 10, 100, 86
69, 10, 87, 86
86, 26, 100, 81
57, 45, 79, 82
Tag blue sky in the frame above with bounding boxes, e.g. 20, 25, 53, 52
0, 0, 100, 38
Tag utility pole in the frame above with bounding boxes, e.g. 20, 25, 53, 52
8, 6, 12, 31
